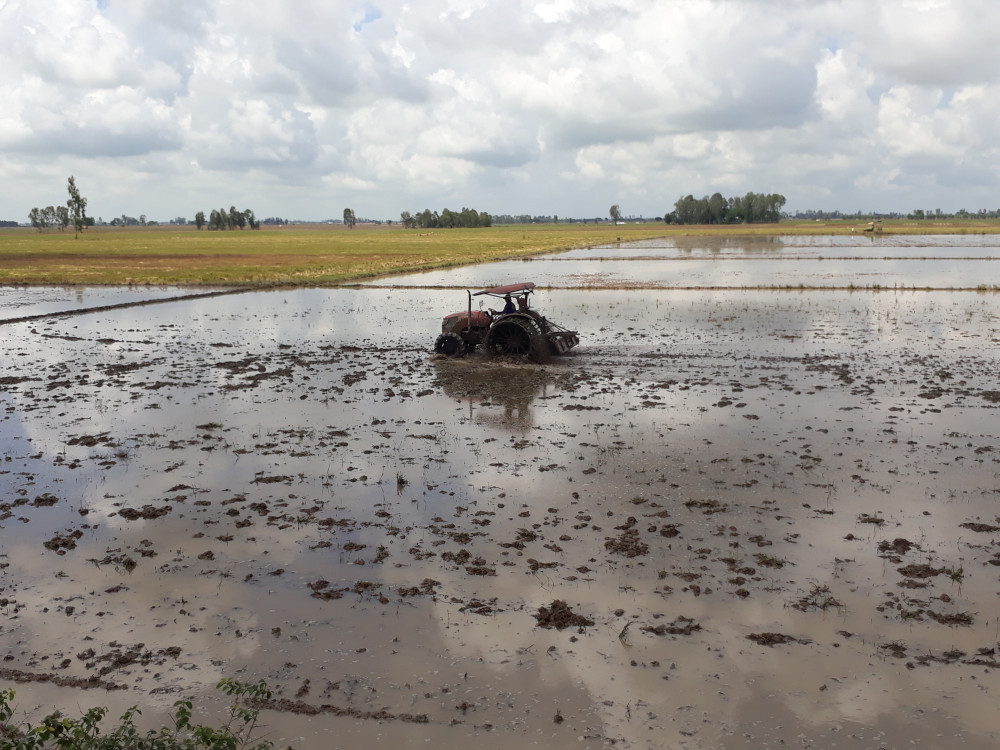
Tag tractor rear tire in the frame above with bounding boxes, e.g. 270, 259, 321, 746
434, 333, 465, 357
485, 317, 544, 358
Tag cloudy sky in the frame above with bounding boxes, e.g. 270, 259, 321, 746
2, 0, 999, 223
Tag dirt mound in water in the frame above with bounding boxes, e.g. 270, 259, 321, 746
533, 599, 594, 630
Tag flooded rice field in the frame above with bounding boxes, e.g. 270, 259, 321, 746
0, 286, 232, 320
2, 234, 1000, 749
363, 233, 1000, 291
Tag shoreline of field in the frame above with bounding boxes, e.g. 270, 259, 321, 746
3, 220, 1000, 286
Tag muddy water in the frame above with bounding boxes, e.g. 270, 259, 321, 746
2, 237, 1000, 749
0, 285, 232, 318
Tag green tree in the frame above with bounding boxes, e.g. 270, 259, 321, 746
416, 208, 438, 228
66, 176, 88, 238
673, 195, 697, 224
195, 211, 206, 229
609, 204, 622, 223
670, 191, 785, 225
343, 207, 356, 228
400, 210, 415, 229
707, 192, 726, 224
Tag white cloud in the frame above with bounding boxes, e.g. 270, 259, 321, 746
878, 86, 962, 159
815, 48, 875, 122
1, 0, 999, 220
862, 0, 1000, 87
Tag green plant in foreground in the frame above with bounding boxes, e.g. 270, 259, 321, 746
0, 678, 289, 750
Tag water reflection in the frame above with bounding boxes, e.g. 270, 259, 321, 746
433, 358, 566, 431
4, 238, 1000, 749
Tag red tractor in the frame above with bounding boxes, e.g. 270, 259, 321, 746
433, 282, 580, 359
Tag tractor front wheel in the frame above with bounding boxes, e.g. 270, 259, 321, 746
434, 333, 465, 357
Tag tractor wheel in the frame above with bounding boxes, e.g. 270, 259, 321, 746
434, 333, 465, 357
485, 317, 544, 358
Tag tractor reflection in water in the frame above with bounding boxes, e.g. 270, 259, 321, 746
432, 282, 579, 360
432, 359, 565, 431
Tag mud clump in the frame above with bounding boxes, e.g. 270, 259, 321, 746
927, 610, 974, 626
118, 505, 172, 521
396, 579, 441, 598
533, 600, 594, 630
464, 564, 497, 576
43, 530, 84, 554
88, 643, 182, 677
747, 632, 810, 647
875, 538, 924, 564
791, 583, 842, 612
959, 521, 1000, 533
0, 667, 126, 692
898, 564, 944, 579
460, 597, 499, 615
604, 528, 649, 558
641, 616, 701, 636
878, 537, 916, 557
880, 641, 908, 659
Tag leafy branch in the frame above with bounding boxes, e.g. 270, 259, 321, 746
0, 679, 289, 750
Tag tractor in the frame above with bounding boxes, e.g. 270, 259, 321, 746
433, 282, 579, 359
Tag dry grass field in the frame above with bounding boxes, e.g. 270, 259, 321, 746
0, 223, 666, 286
4, 219, 999, 286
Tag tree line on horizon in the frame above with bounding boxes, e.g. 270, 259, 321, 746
666, 192, 786, 225
27, 204, 72, 231
15, 180, 1000, 230
399, 207, 491, 229
193, 206, 260, 230
27, 176, 91, 236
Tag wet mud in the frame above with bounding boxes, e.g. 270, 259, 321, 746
2, 250, 1000, 748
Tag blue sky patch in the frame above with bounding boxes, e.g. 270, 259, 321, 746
354, 6, 381, 32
